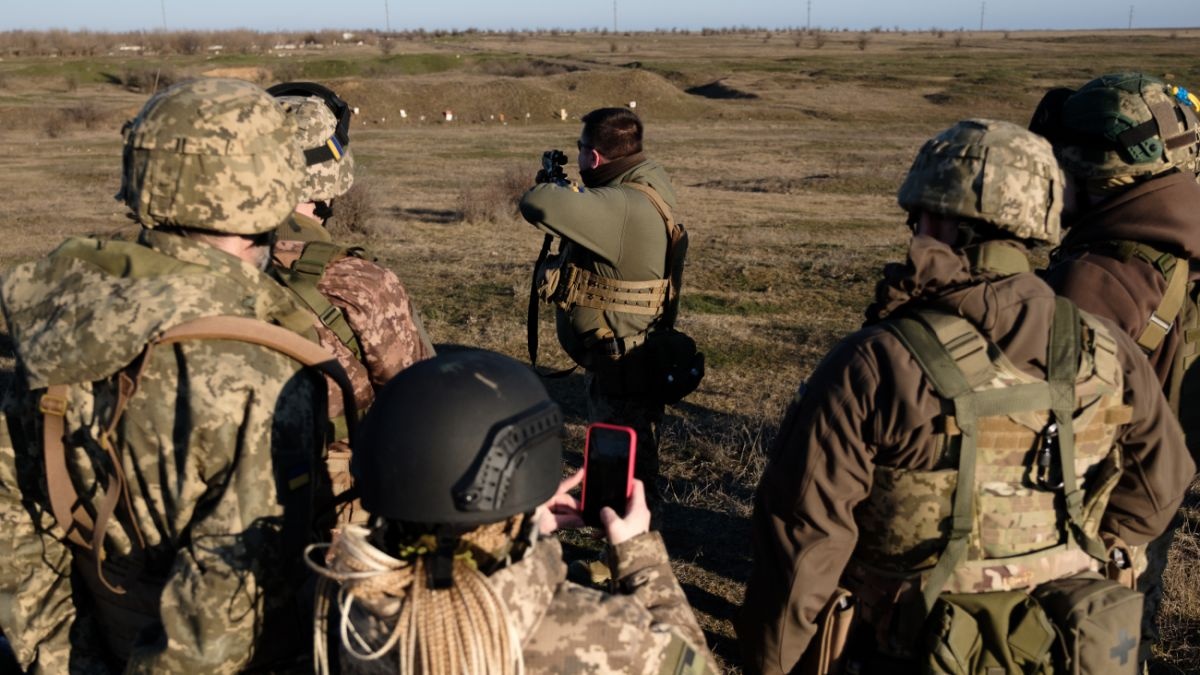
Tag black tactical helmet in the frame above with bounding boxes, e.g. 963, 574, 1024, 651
352, 349, 563, 527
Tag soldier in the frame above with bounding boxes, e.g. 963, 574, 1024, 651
520, 107, 698, 515
736, 120, 1194, 674
307, 349, 716, 675
1035, 72, 1200, 668
266, 82, 435, 524
0, 79, 338, 672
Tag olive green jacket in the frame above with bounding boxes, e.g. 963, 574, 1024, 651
0, 231, 327, 674
520, 158, 677, 365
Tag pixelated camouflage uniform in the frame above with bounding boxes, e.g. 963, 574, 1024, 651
269, 92, 435, 525
340, 533, 716, 675
0, 231, 328, 673
737, 121, 1194, 675
0, 78, 332, 673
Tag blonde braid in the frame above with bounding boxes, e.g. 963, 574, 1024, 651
308, 524, 525, 675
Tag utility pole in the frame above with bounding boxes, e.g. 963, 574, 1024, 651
807, 0, 812, 31
1128, 5, 1134, 29
613, 0, 618, 33
979, 1, 986, 31
160, 0, 167, 30
384, 0, 391, 32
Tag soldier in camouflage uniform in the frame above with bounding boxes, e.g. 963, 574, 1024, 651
266, 82, 435, 524
736, 120, 1193, 675
1034, 72, 1200, 668
0, 78, 333, 672
308, 349, 715, 675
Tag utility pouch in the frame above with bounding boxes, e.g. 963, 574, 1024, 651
1032, 573, 1142, 675
535, 251, 569, 307
641, 328, 704, 405
798, 588, 857, 675
923, 591, 1055, 675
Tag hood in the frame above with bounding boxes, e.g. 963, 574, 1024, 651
1062, 171, 1200, 261
0, 231, 311, 389
866, 235, 1060, 376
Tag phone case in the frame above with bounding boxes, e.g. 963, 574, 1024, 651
581, 422, 637, 519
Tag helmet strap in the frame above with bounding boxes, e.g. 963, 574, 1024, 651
429, 528, 459, 589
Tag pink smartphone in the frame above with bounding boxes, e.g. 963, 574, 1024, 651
581, 423, 637, 527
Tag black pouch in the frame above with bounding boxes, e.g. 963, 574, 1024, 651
641, 329, 705, 405
1032, 573, 1142, 675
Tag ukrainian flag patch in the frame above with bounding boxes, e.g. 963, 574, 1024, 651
325, 136, 344, 161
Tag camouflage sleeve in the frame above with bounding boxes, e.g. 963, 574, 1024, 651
736, 337, 878, 675
318, 256, 432, 388
123, 342, 325, 674
610, 531, 712, 659
0, 396, 82, 674
1101, 326, 1194, 545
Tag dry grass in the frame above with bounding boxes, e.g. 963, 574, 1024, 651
1, 28, 1199, 672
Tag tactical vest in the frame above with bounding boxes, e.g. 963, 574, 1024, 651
274, 241, 367, 362
847, 298, 1131, 638
529, 182, 689, 367
1053, 239, 1200, 457
6, 240, 356, 664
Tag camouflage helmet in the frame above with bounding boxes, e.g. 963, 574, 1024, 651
1056, 72, 1200, 180
353, 349, 563, 527
116, 78, 303, 235
898, 118, 1064, 245
268, 82, 355, 202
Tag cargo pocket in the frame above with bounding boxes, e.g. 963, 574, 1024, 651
924, 597, 982, 675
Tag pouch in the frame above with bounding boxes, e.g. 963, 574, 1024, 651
1032, 573, 1142, 675
641, 329, 704, 404
924, 591, 1055, 675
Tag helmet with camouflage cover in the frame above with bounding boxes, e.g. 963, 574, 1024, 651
898, 118, 1064, 245
1056, 72, 1200, 181
116, 78, 303, 235
268, 83, 355, 203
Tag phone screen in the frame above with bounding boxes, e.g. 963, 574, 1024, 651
582, 424, 635, 527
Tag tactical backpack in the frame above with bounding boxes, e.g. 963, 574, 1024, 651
840, 299, 1142, 675
25, 316, 357, 662
528, 182, 704, 403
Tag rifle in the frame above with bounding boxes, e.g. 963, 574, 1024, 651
528, 149, 569, 369
536, 149, 569, 186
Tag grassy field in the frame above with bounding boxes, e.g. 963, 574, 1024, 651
1, 27, 1199, 672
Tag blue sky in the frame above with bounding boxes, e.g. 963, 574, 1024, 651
4, 1, 1198, 32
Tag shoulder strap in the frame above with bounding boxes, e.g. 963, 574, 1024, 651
278, 242, 365, 361
41, 316, 356, 593
623, 182, 688, 328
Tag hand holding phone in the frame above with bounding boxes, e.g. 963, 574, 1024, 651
600, 478, 651, 546
581, 423, 637, 528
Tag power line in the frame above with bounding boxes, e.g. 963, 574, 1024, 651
384, 0, 391, 32
1128, 4, 1134, 29
806, 0, 812, 31
979, 1, 986, 31
160, 0, 167, 31
613, 0, 618, 33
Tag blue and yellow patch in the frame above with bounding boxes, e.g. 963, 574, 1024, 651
326, 136, 345, 161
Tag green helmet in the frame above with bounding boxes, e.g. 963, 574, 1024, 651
898, 118, 1064, 245
1056, 72, 1200, 180
269, 84, 355, 203
117, 78, 303, 235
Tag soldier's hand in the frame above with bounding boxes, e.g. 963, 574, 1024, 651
538, 470, 585, 534
601, 479, 651, 546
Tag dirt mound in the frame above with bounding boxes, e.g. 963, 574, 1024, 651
201, 66, 272, 84
331, 68, 714, 124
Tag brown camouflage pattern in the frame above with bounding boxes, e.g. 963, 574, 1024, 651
1058, 73, 1200, 180
340, 533, 715, 675
898, 119, 1064, 244
276, 95, 355, 203
0, 231, 327, 672
117, 78, 303, 235
853, 314, 1127, 593
273, 240, 434, 524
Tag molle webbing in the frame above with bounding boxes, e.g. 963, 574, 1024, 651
555, 266, 668, 315
883, 299, 1108, 628
40, 315, 357, 594
278, 241, 365, 360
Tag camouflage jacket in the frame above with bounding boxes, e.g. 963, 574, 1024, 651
736, 236, 1194, 675
0, 230, 328, 674
520, 156, 677, 364
483, 533, 714, 673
